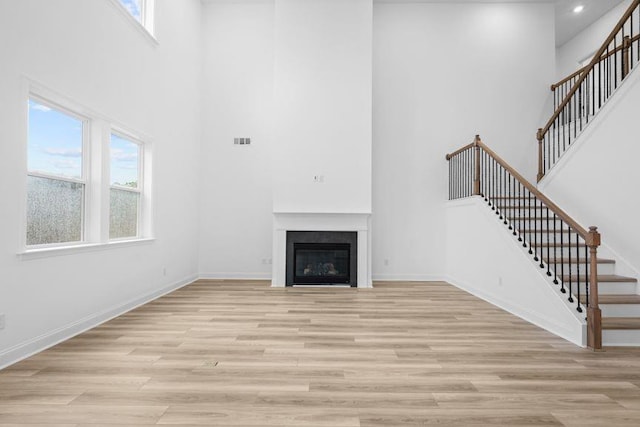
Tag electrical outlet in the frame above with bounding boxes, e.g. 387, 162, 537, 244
384, 259, 389, 266
0, 314, 5, 330
162, 267, 167, 276
498, 276, 503, 287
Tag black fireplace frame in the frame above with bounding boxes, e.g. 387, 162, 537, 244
286, 231, 357, 287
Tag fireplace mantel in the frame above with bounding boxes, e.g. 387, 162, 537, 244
271, 212, 372, 288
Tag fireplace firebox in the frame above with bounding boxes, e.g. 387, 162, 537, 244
286, 231, 357, 286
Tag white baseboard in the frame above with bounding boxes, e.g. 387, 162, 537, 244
0, 273, 198, 370
443, 274, 585, 347
372, 274, 447, 282
198, 272, 272, 280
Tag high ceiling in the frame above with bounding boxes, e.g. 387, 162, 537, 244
203, 0, 627, 47
553, 0, 625, 46
374, 0, 626, 46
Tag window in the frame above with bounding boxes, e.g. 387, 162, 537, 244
117, 0, 155, 35
110, 133, 142, 240
25, 92, 151, 252
119, 0, 143, 23
27, 99, 86, 246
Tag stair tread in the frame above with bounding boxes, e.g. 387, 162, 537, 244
602, 317, 640, 330
580, 295, 640, 304
560, 274, 637, 283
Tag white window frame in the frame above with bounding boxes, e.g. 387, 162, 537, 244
109, 131, 144, 241
26, 96, 91, 249
108, 0, 156, 42
21, 84, 154, 258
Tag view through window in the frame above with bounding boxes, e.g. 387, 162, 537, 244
27, 99, 85, 246
110, 134, 141, 240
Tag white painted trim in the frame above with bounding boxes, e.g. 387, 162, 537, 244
271, 212, 372, 288
198, 273, 272, 280
18, 238, 155, 260
444, 274, 586, 347
105, 0, 158, 46
603, 329, 640, 347
372, 274, 447, 282
597, 242, 640, 294
0, 273, 198, 370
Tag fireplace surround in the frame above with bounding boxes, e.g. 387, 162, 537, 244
271, 213, 372, 288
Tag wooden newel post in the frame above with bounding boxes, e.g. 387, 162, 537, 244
536, 128, 544, 182
623, 35, 631, 79
473, 135, 481, 196
586, 226, 602, 350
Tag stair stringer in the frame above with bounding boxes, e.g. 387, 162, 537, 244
445, 197, 586, 347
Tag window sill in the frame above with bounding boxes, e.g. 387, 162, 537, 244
18, 238, 155, 260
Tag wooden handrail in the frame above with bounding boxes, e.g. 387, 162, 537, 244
541, 0, 640, 137
551, 33, 640, 90
446, 138, 594, 243
445, 142, 474, 160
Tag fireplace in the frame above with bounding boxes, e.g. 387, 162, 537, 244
286, 231, 357, 286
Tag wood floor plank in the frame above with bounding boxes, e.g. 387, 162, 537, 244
2, 280, 640, 425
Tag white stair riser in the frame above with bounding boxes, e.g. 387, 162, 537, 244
529, 246, 589, 259
545, 263, 616, 276
600, 304, 640, 317
603, 329, 640, 346
576, 282, 638, 295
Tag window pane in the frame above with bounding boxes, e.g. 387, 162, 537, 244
110, 189, 139, 239
111, 134, 140, 188
119, 0, 142, 22
28, 99, 83, 179
27, 176, 84, 246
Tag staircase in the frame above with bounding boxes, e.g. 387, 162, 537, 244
537, 0, 640, 181
493, 196, 640, 347
444, 2, 640, 350
446, 137, 640, 349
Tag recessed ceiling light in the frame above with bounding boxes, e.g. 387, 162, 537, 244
573, 5, 585, 14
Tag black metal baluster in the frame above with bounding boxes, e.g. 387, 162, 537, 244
565, 226, 571, 296
614, 35, 618, 90
553, 213, 559, 284
569, 233, 580, 311
536, 199, 542, 266
448, 157, 451, 200
453, 155, 456, 199
560, 220, 566, 293
528, 190, 533, 252
598, 59, 603, 108
507, 174, 513, 229
492, 157, 496, 212
545, 206, 551, 276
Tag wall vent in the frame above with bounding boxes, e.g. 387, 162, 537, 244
234, 137, 251, 145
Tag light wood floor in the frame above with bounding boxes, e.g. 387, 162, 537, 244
2, 280, 640, 426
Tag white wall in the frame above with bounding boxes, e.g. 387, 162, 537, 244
539, 67, 640, 280
197, 0, 555, 281
372, 2, 555, 280
0, 0, 203, 367
198, 0, 275, 278
556, 0, 632, 79
445, 198, 585, 346
272, 0, 373, 214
